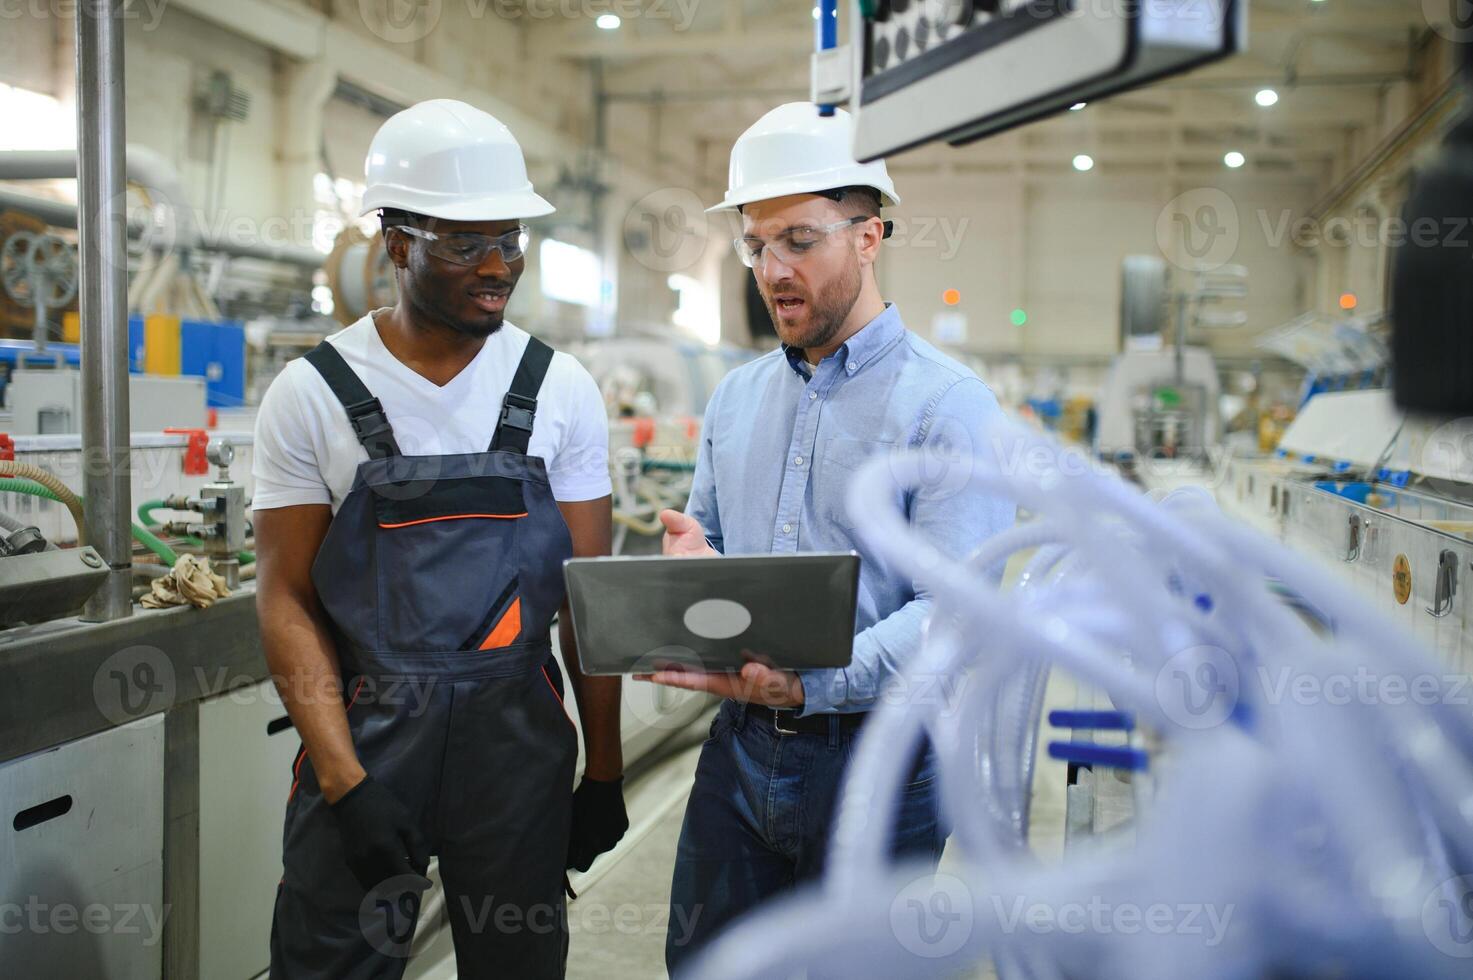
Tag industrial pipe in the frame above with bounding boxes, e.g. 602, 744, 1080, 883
76, 0, 133, 621
0, 173, 324, 269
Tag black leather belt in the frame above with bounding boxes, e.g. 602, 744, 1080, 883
745, 702, 868, 736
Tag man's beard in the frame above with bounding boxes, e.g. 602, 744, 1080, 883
764, 258, 862, 352
405, 280, 508, 340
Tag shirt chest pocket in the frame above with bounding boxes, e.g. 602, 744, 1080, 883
819, 438, 896, 532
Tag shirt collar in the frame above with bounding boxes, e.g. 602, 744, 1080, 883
781, 303, 904, 379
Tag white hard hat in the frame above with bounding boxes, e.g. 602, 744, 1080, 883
707, 102, 900, 214
359, 99, 554, 221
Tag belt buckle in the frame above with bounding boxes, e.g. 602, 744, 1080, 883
772, 707, 799, 736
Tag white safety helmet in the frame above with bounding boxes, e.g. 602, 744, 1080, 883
359, 99, 554, 221
707, 102, 900, 214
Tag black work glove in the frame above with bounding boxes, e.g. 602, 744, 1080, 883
566, 775, 629, 872
329, 775, 432, 893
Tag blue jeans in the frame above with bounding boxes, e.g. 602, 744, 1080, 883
665, 700, 946, 975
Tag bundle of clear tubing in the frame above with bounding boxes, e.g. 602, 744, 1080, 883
684, 414, 1473, 980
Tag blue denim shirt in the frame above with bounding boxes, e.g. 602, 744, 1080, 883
686, 303, 1016, 714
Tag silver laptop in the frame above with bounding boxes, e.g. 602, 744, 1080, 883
563, 553, 861, 676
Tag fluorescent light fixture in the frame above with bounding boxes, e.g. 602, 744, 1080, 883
541, 239, 602, 307
1073, 154, 1095, 172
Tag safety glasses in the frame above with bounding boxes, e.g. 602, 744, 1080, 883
394, 223, 531, 267
733, 215, 873, 269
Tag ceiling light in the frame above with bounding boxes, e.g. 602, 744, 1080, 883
1255, 88, 1279, 107
1070, 102, 1088, 111
596, 13, 621, 29
1073, 154, 1095, 172
1224, 151, 1246, 169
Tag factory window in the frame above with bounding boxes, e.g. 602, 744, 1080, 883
0, 83, 73, 151
669, 274, 718, 345
311, 172, 375, 255
540, 238, 602, 307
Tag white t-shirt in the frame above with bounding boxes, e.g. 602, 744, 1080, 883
251, 314, 612, 512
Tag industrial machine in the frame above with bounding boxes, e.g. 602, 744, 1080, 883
1220, 389, 1473, 673
1095, 260, 1246, 462
4, 370, 207, 434
1, 229, 78, 349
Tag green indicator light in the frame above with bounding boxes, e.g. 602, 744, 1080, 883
1010, 309, 1028, 327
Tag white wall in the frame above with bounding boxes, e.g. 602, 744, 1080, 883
123, 12, 282, 228
0, 11, 60, 96
877, 173, 1318, 360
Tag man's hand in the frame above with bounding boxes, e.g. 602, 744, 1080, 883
660, 509, 718, 558
329, 775, 432, 893
566, 775, 629, 872
635, 661, 804, 708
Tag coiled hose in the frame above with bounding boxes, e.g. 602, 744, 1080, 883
0, 478, 178, 565
0, 461, 87, 546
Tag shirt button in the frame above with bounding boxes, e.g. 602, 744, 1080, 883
809, 391, 818, 400
794, 456, 804, 466
782, 523, 793, 534
846, 361, 857, 372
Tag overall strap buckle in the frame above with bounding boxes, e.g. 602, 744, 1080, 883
347, 397, 394, 446
305, 341, 402, 459
489, 337, 556, 455
497, 392, 538, 438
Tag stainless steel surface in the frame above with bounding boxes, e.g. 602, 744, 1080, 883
0, 589, 268, 765
76, 0, 133, 622
196, 681, 296, 979
163, 700, 200, 980
1282, 483, 1473, 674
170, 440, 248, 589
0, 714, 165, 979
0, 546, 109, 627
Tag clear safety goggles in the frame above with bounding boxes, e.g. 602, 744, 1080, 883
394, 223, 530, 267
733, 215, 891, 269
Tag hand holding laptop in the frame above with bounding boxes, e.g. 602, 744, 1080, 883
642, 509, 804, 705
658, 509, 717, 558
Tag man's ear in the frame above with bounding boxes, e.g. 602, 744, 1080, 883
383, 227, 410, 270
855, 215, 886, 267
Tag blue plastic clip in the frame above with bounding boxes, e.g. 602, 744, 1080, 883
1048, 710, 1136, 731
1048, 742, 1149, 772
1332, 461, 1352, 474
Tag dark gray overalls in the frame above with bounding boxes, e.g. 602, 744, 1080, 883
269, 337, 578, 979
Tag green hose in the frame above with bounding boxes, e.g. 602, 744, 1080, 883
642, 459, 697, 474
0, 479, 179, 565
138, 498, 254, 564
